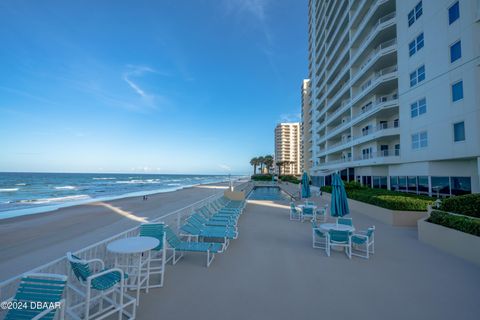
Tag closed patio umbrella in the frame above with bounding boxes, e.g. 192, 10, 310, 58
301, 172, 311, 199
330, 173, 350, 217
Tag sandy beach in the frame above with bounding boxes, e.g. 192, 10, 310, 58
0, 181, 236, 281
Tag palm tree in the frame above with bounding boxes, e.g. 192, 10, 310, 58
250, 157, 259, 175
257, 156, 265, 174
275, 160, 285, 176
264, 155, 274, 173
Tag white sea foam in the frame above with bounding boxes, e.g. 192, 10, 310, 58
92, 177, 116, 180
116, 179, 161, 184
0, 188, 19, 192
15, 183, 27, 186
167, 183, 181, 186
55, 186, 76, 190
20, 195, 90, 204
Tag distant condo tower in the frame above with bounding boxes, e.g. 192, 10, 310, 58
301, 79, 312, 175
305, 0, 480, 195
275, 122, 301, 175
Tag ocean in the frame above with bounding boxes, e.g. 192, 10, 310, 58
0, 172, 234, 219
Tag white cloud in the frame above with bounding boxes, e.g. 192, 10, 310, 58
218, 164, 232, 171
280, 113, 301, 123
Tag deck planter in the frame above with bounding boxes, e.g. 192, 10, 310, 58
322, 193, 428, 226
418, 217, 480, 266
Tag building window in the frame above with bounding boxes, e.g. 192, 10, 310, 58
431, 177, 450, 196
409, 33, 424, 56
449, 1, 460, 24
451, 177, 471, 195
452, 80, 464, 101
450, 40, 462, 63
418, 176, 429, 194
408, 1, 423, 26
407, 176, 418, 193
412, 131, 428, 149
390, 176, 399, 191
453, 121, 465, 142
410, 97, 427, 118
410, 65, 425, 87
399, 176, 407, 191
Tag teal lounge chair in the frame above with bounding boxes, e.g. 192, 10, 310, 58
66, 252, 135, 320
351, 226, 375, 259
191, 213, 237, 229
165, 226, 223, 267
5, 273, 67, 320
301, 206, 316, 222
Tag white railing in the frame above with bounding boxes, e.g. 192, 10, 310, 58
0, 181, 252, 319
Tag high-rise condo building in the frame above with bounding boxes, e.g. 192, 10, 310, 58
301, 79, 313, 174
275, 122, 302, 175
305, 0, 480, 195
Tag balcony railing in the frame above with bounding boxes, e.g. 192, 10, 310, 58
354, 149, 401, 161
354, 119, 400, 140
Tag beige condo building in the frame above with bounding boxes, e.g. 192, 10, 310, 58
275, 122, 301, 175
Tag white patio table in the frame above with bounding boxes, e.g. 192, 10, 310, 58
319, 223, 355, 233
107, 236, 159, 306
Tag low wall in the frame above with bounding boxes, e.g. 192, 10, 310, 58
418, 217, 480, 266
323, 192, 428, 227
224, 190, 245, 201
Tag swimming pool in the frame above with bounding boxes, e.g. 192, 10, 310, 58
247, 186, 291, 201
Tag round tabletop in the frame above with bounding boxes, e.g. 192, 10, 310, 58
319, 223, 355, 232
107, 236, 160, 254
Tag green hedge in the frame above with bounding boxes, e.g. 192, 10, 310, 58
428, 210, 480, 237
279, 175, 300, 184
251, 174, 273, 181
320, 185, 433, 211
439, 194, 480, 218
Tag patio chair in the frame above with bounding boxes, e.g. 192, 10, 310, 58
164, 226, 223, 267
139, 223, 166, 288
4, 273, 67, 320
311, 221, 327, 250
326, 229, 352, 259
351, 226, 376, 259
316, 205, 328, 222
290, 202, 301, 221
301, 206, 316, 222
66, 252, 135, 320
187, 217, 238, 238
337, 217, 353, 226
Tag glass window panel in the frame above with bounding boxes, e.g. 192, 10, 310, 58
420, 131, 428, 147
408, 11, 415, 26
417, 33, 424, 49
409, 41, 416, 56
390, 176, 398, 191
452, 81, 464, 101
415, 1, 423, 19
408, 176, 417, 193
411, 102, 418, 118
399, 176, 407, 191
410, 72, 417, 87
450, 41, 462, 63
418, 176, 429, 193
454, 121, 465, 142
449, 2, 460, 25
380, 177, 388, 189
417, 66, 425, 82
431, 177, 450, 196
451, 177, 471, 195
418, 98, 427, 114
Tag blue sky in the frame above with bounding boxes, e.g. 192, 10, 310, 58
0, 0, 307, 175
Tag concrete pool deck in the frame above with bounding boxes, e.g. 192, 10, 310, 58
132, 195, 479, 320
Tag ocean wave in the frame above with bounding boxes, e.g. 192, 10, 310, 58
0, 188, 19, 192
92, 177, 116, 180
116, 179, 162, 184
55, 186, 76, 190
15, 183, 27, 186
19, 195, 91, 204
167, 183, 181, 186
